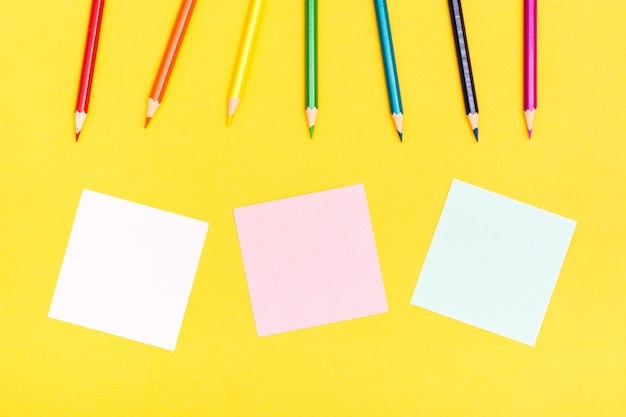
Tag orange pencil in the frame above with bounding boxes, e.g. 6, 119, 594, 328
145, 0, 197, 127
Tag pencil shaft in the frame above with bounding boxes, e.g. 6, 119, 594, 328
374, 0, 403, 116
228, 0, 264, 101
149, 0, 196, 103
76, 0, 105, 113
305, 0, 317, 111
524, 0, 537, 111
448, 0, 478, 116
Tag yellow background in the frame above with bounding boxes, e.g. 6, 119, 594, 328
1, 0, 624, 415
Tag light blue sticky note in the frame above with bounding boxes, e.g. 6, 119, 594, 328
411, 179, 576, 346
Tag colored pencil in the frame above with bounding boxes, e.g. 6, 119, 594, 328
374, 0, 404, 141
448, 0, 479, 142
524, 0, 537, 138
145, 0, 197, 127
305, 0, 318, 138
75, 0, 105, 141
227, 0, 264, 126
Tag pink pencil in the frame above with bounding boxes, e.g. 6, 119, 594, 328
524, 0, 537, 138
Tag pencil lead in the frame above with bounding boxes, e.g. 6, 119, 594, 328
145, 117, 151, 128
473, 128, 479, 142
397, 131, 403, 142
227, 114, 233, 126
76, 132, 80, 142
528, 129, 532, 139
309, 125, 315, 138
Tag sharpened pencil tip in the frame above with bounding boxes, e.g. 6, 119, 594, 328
528, 129, 532, 139
309, 125, 315, 138
145, 117, 151, 128
398, 131, 403, 142
473, 128, 479, 142
227, 115, 233, 126
74, 111, 86, 140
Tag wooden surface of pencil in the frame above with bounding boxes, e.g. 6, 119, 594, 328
227, 0, 264, 126
305, 0, 318, 138
374, 0, 404, 141
524, 0, 537, 138
448, 0, 479, 142
145, 0, 197, 127
75, 0, 105, 141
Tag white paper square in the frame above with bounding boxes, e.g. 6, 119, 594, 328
49, 190, 209, 350
411, 180, 576, 346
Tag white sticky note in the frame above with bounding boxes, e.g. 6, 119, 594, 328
49, 190, 208, 351
411, 179, 576, 346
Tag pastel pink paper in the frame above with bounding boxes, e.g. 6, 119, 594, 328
234, 184, 388, 336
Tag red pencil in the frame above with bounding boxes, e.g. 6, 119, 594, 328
524, 0, 537, 138
145, 0, 197, 127
75, 0, 105, 141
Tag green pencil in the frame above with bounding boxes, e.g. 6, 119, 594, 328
305, 0, 318, 138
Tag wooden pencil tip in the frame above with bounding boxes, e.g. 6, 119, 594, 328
227, 98, 240, 126
305, 108, 318, 135
309, 125, 315, 138
145, 117, 151, 128
524, 109, 535, 138
74, 111, 87, 140
391, 113, 404, 142
473, 128, 479, 142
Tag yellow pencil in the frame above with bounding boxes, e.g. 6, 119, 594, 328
227, 0, 264, 126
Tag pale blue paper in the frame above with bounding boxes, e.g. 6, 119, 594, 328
411, 179, 576, 346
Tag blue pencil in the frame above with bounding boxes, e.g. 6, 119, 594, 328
374, 0, 404, 141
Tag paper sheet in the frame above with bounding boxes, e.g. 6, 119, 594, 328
234, 184, 388, 336
49, 190, 208, 350
411, 179, 576, 346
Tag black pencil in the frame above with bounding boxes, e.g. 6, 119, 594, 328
448, 0, 479, 142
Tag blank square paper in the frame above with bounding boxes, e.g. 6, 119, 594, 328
49, 190, 208, 351
234, 184, 388, 336
411, 179, 576, 346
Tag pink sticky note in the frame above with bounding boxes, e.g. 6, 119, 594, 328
234, 184, 388, 336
